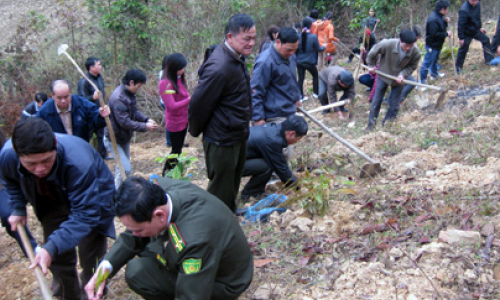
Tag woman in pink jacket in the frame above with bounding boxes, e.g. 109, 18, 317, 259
159, 53, 190, 163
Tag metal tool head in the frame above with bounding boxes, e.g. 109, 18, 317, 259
434, 89, 449, 109
57, 44, 69, 56
359, 162, 383, 178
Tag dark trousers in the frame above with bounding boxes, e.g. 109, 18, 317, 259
297, 63, 319, 96
368, 79, 404, 128
359, 74, 375, 89
241, 158, 273, 197
388, 75, 416, 105
456, 31, 494, 69
203, 140, 247, 212
169, 128, 187, 155
125, 257, 240, 300
0, 189, 37, 257
348, 47, 361, 61
90, 127, 107, 159
42, 215, 107, 300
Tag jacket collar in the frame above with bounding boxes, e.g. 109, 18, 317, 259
221, 43, 245, 64
271, 45, 289, 65
87, 72, 100, 81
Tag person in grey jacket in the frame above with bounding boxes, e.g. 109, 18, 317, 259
296, 18, 325, 101
105, 69, 158, 188
318, 66, 355, 118
366, 29, 420, 130
455, 0, 493, 73
241, 115, 307, 199
252, 27, 302, 126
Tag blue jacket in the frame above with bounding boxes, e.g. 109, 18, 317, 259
296, 32, 325, 65
0, 134, 116, 258
36, 95, 106, 142
247, 123, 296, 185
251, 46, 301, 121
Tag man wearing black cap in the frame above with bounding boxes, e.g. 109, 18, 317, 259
366, 28, 421, 130
318, 66, 355, 119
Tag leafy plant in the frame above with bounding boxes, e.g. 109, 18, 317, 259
155, 153, 198, 180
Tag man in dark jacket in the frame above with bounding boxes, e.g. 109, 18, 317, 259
77, 57, 109, 159
421, 0, 452, 83
0, 118, 115, 300
188, 14, 256, 211
85, 176, 253, 300
21, 92, 48, 120
252, 27, 302, 126
241, 115, 308, 199
37, 80, 110, 142
455, 0, 493, 73
106, 69, 158, 188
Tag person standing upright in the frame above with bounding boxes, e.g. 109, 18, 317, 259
188, 14, 256, 211
105, 69, 158, 188
296, 18, 325, 101
159, 53, 190, 171
77, 57, 109, 159
421, 0, 452, 84
251, 27, 301, 126
455, 0, 493, 73
313, 12, 339, 71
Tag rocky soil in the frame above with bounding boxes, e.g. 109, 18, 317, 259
1, 11, 500, 300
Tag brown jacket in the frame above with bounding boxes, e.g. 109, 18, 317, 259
312, 20, 338, 54
366, 39, 421, 86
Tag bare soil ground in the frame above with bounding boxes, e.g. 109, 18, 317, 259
1, 29, 500, 300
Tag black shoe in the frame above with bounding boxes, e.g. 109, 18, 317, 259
365, 125, 375, 132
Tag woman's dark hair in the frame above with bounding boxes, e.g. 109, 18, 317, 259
324, 12, 334, 20
114, 176, 168, 222
162, 53, 187, 93
122, 69, 147, 85
12, 118, 56, 155
259, 25, 279, 51
301, 18, 313, 52
161, 54, 169, 71
35, 92, 48, 103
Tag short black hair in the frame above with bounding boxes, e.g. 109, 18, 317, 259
122, 69, 147, 85
85, 57, 100, 72
324, 12, 334, 20
225, 13, 255, 37
35, 92, 48, 103
50, 80, 71, 93
435, 0, 450, 12
282, 115, 308, 137
400, 28, 417, 44
277, 27, 299, 44
114, 176, 168, 222
310, 9, 319, 19
12, 118, 56, 155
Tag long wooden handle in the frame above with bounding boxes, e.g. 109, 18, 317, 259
359, 64, 444, 91
355, 27, 367, 80
298, 107, 378, 164
306, 100, 349, 114
17, 224, 53, 300
62, 52, 126, 180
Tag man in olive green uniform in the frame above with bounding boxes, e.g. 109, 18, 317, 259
85, 176, 253, 300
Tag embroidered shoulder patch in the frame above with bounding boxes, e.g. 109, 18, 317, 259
182, 258, 202, 274
168, 223, 186, 253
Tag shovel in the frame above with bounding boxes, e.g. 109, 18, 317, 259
57, 44, 126, 179
298, 107, 383, 178
17, 224, 53, 300
359, 64, 449, 109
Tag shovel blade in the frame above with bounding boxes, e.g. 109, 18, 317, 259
434, 90, 448, 109
360, 163, 383, 178
58, 44, 69, 56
